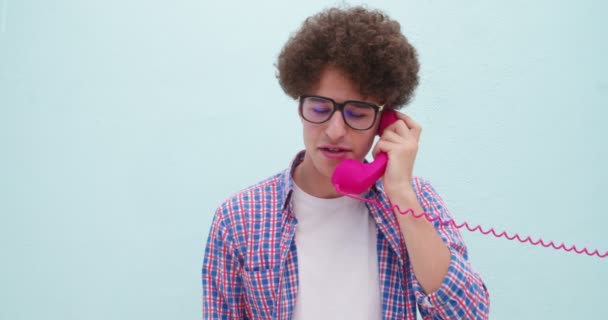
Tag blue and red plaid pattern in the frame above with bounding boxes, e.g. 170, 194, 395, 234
202, 151, 490, 319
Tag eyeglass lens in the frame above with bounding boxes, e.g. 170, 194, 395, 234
301, 96, 376, 130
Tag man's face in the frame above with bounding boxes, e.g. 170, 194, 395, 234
298, 66, 382, 191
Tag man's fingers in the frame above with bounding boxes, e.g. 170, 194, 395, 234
383, 112, 421, 140
372, 139, 400, 158
392, 112, 422, 139
402, 114, 422, 134
381, 129, 403, 144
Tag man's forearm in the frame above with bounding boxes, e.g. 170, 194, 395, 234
390, 189, 451, 294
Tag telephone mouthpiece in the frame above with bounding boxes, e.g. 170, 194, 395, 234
331, 152, 388, 194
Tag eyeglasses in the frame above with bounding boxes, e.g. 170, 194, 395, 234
298, 95, 385, 130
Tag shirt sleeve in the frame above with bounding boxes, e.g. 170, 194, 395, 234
202, 208, 245, 319
410, 178, 490, 319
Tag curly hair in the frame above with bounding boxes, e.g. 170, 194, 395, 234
276, 6, 420, 109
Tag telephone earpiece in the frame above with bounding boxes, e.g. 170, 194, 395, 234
331, 109, 399, 194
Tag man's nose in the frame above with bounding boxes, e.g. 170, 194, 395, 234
325, 110, 347, 140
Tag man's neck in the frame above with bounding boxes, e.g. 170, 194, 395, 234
293, 160, 341, 199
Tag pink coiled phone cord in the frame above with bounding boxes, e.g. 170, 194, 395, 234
335, 185, 608, 259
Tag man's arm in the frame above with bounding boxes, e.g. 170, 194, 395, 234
393, 178, 490, 319
391, 184, 451, 293
373, 112, 489, 318
202, 208, 244, 319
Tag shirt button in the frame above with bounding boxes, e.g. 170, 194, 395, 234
375, 217, 382, 224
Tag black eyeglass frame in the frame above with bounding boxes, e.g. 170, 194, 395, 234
298, 94, 385, 131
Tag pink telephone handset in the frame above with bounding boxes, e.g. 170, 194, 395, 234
331, 109, 400, 194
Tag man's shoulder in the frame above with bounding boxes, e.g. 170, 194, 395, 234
409, 176, 441, 200
216, 169, 290, 218
411, 176, 431, 191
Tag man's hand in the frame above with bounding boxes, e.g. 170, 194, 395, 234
372, 111, 422, 199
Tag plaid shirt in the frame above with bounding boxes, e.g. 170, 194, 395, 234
202, 152, 489, 319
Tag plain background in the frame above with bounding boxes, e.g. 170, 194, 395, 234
1, 0, 607, 319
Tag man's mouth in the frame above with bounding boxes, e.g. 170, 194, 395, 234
321, 147, 347, 153
319, 146, 351, 159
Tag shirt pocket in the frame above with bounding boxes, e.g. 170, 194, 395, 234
242, 265, 279, 319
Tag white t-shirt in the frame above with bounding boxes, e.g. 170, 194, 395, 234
291, 183, 382, 320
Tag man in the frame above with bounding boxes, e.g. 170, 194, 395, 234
202, 6, 489, 319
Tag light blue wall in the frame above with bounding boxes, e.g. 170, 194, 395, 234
1, 0, 607, 319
